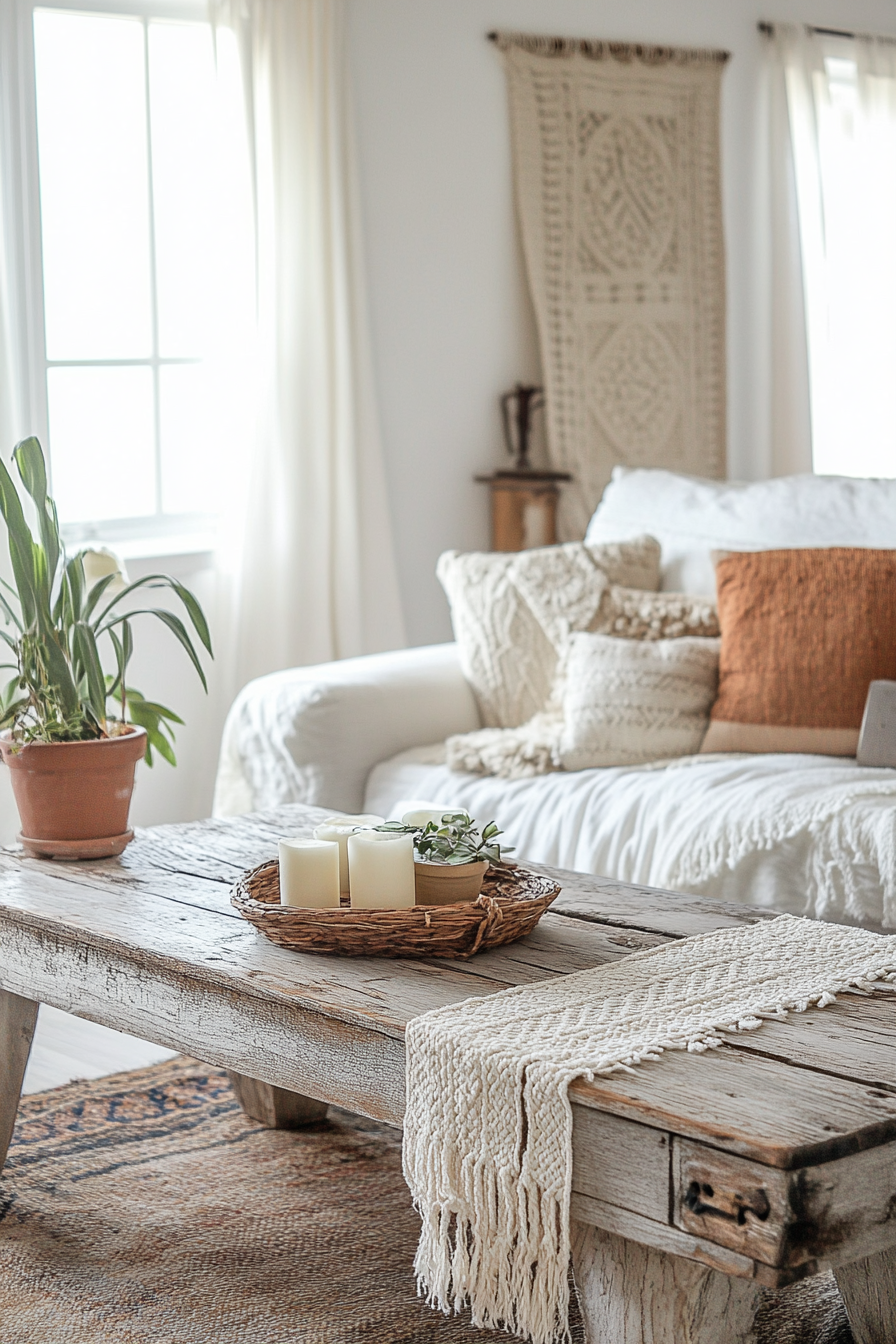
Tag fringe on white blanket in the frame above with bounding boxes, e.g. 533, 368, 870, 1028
661, 770, 896, 926
403, 914, 896, 1344
445, 710, 563, 779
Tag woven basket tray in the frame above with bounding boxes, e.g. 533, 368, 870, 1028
231, 859, 561, 959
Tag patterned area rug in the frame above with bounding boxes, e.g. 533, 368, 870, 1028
0, 1057, 852, 1343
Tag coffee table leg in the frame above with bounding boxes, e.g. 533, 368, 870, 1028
571, 1221, 764, 1344
0, 990, 39, 1173
834, 1246, 896, 1344
227, 1072, 329, 1128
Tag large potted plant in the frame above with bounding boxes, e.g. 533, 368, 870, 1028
0, 437, 212, 858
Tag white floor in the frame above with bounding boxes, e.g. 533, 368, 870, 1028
22, 1004, 178, 1095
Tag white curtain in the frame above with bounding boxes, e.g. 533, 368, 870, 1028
771, 24, 896, 478
0, 4, 29, 841
0, 0, 27, 458
757, 31, 813, 478
212, 0, 405, 699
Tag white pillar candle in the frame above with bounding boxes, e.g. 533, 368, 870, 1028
401, 807, 454, 828
279, 838, 340, 908
312, 814, 384, 893
347, 830, 416, 909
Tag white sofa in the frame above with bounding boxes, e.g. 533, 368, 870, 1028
214, 468, 896, 929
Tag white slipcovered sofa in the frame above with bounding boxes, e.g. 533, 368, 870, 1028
214, 468, 896, 928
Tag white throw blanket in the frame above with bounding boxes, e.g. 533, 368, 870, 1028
403, 914, 896, 1344
367, 751, 896, 926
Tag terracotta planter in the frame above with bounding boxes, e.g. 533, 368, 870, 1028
414, 858, 489, 906
0, 727, 147, 859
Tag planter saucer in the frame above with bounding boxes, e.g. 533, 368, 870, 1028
18, 830, 134, 861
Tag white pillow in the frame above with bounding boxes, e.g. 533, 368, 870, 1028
437, 537, 660, 729
558, 633, 721, 770
586, 467, 896, 595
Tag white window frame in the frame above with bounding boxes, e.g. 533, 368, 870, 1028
1, 0, 221, 556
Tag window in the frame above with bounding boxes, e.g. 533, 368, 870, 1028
784, 35, 896, 477
12, 0, 254, 547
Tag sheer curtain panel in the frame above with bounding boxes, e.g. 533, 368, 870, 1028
758, 31, 813, 478
771, 24, 896, 478
212, 0, 405, 697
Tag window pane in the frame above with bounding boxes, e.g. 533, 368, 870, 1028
33, 10, 152, 360
808, 61, 896, 477
47, 366, 156, 523
159, 363, 220, 514
149, 21, 216, 358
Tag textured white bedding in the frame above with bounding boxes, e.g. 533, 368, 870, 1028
364, 749, 896, 927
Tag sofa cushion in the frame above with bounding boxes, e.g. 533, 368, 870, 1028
702, 548, 896, 756
436, 537, 660, 728
586, 467, 896, 595
559, 633, 720, 770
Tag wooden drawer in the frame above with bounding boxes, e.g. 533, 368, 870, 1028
674, 1136, 896, 1270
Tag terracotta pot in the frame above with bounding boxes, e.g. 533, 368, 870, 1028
0, 727, 147, 859
414, 858, 489, 906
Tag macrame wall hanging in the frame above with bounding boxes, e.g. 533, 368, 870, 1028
493, 32, 729, 538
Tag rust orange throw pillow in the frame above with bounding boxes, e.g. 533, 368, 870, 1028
701, 548, 896, 756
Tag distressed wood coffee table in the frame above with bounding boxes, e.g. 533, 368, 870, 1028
2, 805, 896, 1344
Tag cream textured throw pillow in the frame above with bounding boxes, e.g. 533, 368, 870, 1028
598, 587, 719, 641
437, 537, 661, 728
444, 589, 721, 779
558, 633, 721, 770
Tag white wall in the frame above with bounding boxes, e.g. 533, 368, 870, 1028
346, 0, 896, 647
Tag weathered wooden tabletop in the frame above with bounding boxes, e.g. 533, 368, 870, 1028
2, 803, 896, 1344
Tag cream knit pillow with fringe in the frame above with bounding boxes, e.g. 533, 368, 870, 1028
445, 590, 720, 779
437, 537, 661, 730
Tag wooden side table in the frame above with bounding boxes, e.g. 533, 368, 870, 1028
475, 469, 571, 551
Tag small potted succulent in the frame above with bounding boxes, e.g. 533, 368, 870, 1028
378, 811, 511, 905
0, 437, 212, 858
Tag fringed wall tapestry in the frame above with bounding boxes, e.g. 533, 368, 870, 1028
494, 32, 729, 538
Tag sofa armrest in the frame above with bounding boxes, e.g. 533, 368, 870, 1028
213, 643, 480, 817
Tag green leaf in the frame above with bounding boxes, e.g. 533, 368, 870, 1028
0, 586, 22, 632
95, 572, 212, 655
29, 537, 52, 629
82, 570, 117, 621
124, 692, 184, 725
39, 632, 80, 717
0, 455, 39, 629
64, 553, 85, 623
71, 622, 106, 724
106, 630, 124, 699
167, 578, 212, 654
13, 436, 60, 590
123, 694, 177, 767
101, 608, 207, 691
0, 700, 28, 730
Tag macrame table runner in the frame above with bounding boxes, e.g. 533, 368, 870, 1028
403, 913, 896, 1344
